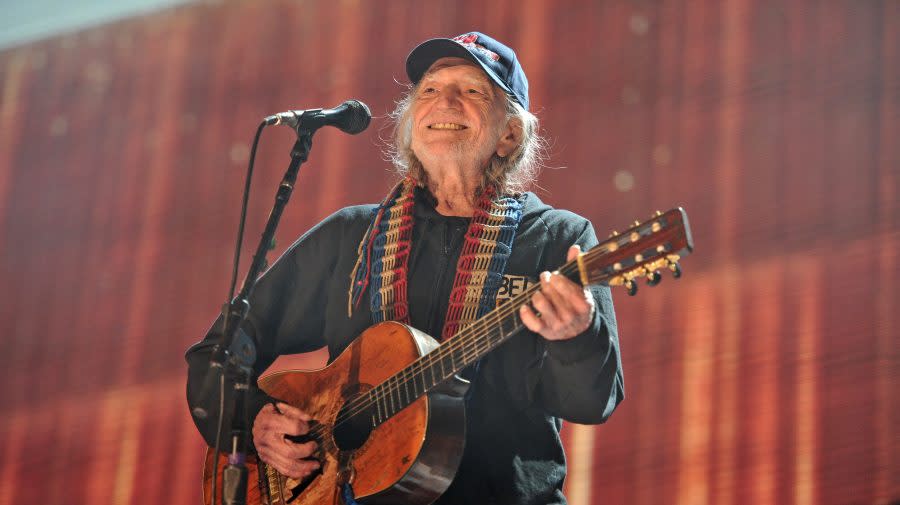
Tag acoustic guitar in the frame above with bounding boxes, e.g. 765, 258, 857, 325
202, 208, 693, 505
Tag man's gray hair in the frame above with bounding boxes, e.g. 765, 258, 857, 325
387, 84, 545, 196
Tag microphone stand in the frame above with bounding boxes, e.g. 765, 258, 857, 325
209, 130, 315, 505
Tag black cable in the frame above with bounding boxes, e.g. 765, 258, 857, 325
229, 121, 267, 302
210, 370, 225, 505
212, 120, 267, 505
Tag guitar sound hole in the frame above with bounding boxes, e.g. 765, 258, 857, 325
332, 394, 375, 451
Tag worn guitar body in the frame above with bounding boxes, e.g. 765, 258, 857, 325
202, 322, 469, 505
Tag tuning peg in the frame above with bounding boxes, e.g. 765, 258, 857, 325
625, 279, 638, 296
647, 271, 662, 286
609, 230, 619, 238
654, 210, 663, 217
633, 220, 641, 227
669, 262, 682, 279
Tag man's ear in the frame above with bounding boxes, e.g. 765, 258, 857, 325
496, 116, 523, 158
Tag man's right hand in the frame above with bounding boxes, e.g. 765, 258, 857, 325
252, 402, 321, 479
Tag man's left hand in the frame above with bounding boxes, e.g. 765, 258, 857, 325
519, 245, 596, 341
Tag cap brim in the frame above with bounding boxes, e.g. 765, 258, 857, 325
405, 38, 514, 98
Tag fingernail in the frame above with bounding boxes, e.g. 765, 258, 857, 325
541, 272, 551, 282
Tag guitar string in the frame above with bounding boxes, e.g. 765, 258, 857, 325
305, 221, 676, 440
302, 249, 599, 440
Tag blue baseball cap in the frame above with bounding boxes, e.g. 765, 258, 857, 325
406, 32, 530, 111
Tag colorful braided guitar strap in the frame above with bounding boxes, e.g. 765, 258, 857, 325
348, 177, 523, 340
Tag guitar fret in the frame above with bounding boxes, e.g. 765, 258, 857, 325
374, 389, 383, 424
380, 382, 389, 419
456, 344, 467, 368
465, 341, 473, 365
409, 372, 417, 399
422, 359, 431, 389
495, 321, 508, 342
415, 369, 424, 396
481, 333, 492, 355
388, 383, 396, 417
480, 329, 491, 351
463, 337, 477, 363
445, 353, 455, 379
510, 312, 522, 333
503, 315, 516, 338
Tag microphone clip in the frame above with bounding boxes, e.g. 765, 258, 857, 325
264, 109, 318, 128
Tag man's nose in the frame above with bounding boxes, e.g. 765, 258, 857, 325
436, 87, 463, 109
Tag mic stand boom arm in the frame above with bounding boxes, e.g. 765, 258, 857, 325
208, 131, 314, 505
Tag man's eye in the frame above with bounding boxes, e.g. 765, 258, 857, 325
421, 87, 437, 94
467, 89, 484, 94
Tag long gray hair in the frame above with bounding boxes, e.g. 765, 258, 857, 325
386, 84, 545, 196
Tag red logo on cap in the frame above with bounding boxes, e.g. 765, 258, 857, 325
452, 33, 500, 62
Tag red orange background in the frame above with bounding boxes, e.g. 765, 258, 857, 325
0, 1, 897, 504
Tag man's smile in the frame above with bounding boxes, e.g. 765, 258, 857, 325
428, 123, 468, 130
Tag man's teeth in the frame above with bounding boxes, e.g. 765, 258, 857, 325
429, 123, 466, 130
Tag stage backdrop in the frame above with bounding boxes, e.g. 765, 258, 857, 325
0, 1, 897, 504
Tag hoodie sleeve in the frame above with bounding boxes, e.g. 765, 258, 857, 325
184, 211, 347, 450
527, 218, 625, 424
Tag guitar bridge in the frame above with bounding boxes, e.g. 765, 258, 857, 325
264, 463, 322, 505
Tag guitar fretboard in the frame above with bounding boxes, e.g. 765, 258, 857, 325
365, 304, 527, 425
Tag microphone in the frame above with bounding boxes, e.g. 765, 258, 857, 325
264, 99, 371, 134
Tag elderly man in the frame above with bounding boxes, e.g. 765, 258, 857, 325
187, 32, 624, 505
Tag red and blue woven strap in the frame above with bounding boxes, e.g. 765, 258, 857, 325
441, 189, 522, 340
348, 180, 523, 340
347, 178, 415, 320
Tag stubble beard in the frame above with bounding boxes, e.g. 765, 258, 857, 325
414, 123, 502, 175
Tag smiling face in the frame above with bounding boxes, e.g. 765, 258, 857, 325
409, 57, 516, 174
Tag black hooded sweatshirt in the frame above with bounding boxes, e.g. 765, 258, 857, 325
186, 187, 624, 505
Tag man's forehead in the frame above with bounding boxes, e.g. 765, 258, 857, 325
422, 57, 488, 80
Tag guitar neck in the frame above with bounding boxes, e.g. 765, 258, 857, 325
364, 261, 582, 425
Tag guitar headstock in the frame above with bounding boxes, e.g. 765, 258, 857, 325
577, 208, 693, 295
